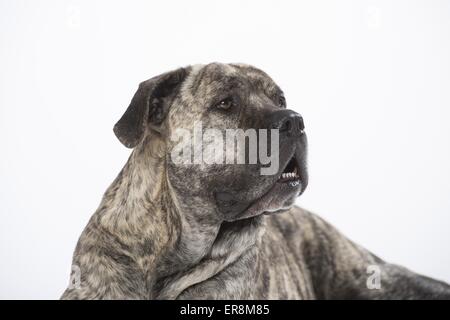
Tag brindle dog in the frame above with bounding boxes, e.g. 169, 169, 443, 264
61, 63, 450, 299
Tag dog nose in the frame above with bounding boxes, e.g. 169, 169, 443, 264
268, 109, 305, 136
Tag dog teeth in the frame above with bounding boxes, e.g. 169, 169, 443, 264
281, 172, 298, 179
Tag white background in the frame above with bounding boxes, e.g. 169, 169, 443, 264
1, 0, 450, 299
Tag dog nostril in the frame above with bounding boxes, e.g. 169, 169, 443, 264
279, 119, 291, 132
283, 116, 303, 135
298, 116, 305, 131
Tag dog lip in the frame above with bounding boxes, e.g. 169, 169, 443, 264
278, 154, 301, 183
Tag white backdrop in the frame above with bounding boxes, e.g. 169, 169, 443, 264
1, 0, 450, 299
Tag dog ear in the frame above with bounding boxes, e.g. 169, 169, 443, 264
113, 67, 189, 148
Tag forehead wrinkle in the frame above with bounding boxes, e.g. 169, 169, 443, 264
251, 73, 278, 94
210, 76, 246, 91
230, 64, 280, 96
198, 77, 247, 101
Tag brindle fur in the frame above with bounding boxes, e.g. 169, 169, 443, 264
61, 63, 450, 300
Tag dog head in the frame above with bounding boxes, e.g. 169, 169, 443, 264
114, 63, 308, 222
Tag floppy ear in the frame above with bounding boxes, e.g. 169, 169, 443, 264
113, 67, 189, 148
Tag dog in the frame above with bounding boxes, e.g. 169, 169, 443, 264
61, 63, 450, 299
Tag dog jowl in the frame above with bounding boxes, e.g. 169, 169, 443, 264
62, 63, 450, 300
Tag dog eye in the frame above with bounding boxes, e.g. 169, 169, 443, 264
278, 94, 286, 108
215, 97, 235, 110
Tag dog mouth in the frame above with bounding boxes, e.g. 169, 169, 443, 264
224, 151, 306, 221
277, 155, 301, 185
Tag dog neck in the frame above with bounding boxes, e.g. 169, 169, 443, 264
96, 134, 261, 296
